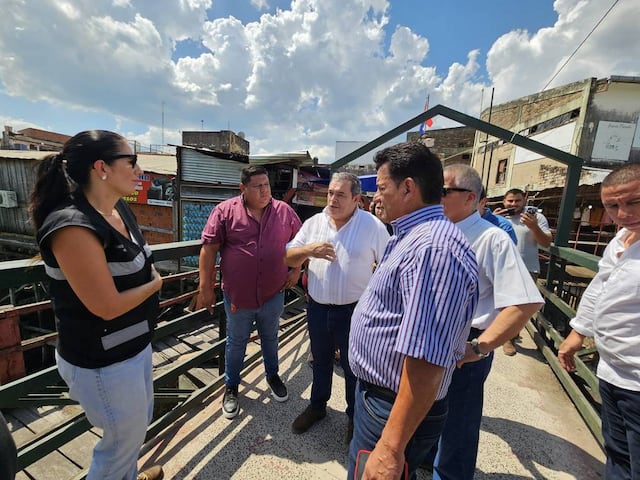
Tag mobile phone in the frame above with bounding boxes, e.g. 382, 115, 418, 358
524, 206, 538, 215
505, 208, 516, 216
354, 449, 408, 480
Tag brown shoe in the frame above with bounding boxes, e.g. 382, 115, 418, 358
292, 406, 326, 434
502, 339, 517, 356
137, 465, 164, 480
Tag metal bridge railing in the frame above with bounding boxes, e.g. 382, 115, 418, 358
0, 240, 308, 476
532, 245, 603, 447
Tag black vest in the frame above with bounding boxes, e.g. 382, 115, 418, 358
37, 194, 159, 368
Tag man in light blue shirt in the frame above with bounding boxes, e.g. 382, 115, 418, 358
348, 142, 478, 480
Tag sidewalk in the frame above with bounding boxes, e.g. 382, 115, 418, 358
139, 326, 605, 479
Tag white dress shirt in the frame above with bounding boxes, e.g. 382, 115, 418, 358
570, 228, 640, 391
457, 212, 543, 330
287, 207, 390, 305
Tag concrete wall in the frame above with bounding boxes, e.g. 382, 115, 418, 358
182, 130, 249, 155
473, 79, 592, 198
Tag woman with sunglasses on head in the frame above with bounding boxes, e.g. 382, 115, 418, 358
29, 130, 164, 480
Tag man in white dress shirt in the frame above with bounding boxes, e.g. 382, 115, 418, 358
285, 172, 390, 442
559, 163, 640, 479
430, 164, 544, 479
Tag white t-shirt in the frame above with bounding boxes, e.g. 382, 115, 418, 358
570, 229, 640, 391
287, 207, 390, 305
508, 212, 551, 273
456, 212, 543, 330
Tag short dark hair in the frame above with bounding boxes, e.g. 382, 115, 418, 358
504, 188, 525, 197
241, 165, 268, 185
373, 142, 443, 204
602, 163, 640, 188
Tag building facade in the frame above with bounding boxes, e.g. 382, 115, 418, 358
472, 76, 640, 198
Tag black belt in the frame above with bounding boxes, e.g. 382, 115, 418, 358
309, 297, 357, 309
359, 379, 397, 402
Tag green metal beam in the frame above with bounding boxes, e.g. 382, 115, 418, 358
0, 240, 203, 290
330, 104, 584, 247
546, 245, 600, 272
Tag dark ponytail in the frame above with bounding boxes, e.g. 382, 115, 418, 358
29, 153, 71, 230
29, 130, 126, 230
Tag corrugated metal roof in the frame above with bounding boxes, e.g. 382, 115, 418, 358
138, 154, 176, 175
249, 151, 314, 166
0, 150, 51, 160
180, 148, 246, 185
0, 150, 176, 176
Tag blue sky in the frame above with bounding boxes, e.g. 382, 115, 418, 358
0, 0, 636, 162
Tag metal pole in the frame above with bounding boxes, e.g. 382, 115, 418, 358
481, 88, 495, 189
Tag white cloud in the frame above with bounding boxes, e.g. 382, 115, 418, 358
0, 0, 637, 163
250, 0, 270, 10
486, 0, 640, 103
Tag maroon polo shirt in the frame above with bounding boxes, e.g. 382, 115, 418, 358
201, 196, 302, 309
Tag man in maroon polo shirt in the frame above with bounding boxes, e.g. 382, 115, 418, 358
196, 165, 302, 419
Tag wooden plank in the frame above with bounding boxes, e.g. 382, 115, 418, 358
185, 368, 218, 387
4, 410, 36, 447
23, 450, 82, 480
57, 430, 100, 469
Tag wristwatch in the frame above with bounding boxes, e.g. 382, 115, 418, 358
470, 338, 489, 359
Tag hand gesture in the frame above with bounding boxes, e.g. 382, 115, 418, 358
361, 443, 406, 480
308, 242, 337, 262
457, 342, 482, 368
195, 288, 215, 314
520, 212, 539, 229
558, 330, 585, 372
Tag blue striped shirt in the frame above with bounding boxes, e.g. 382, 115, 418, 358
349, 204, 479, 400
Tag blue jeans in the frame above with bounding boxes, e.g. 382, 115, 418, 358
224, 292, 284, 387
600, 379, 640, 479
56, 345, 154, 480
432, 352, 494, 479
307, 298, 357, 417
347, 380, 449, 480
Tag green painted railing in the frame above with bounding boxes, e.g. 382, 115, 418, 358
0, 240, 307, 476
534, 245, 603, 447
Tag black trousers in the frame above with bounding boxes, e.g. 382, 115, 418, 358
0, 411, 17, 480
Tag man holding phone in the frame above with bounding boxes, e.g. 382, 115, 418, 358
494, 188, 552, 355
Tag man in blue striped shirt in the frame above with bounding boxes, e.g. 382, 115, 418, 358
348, 142, 479, 480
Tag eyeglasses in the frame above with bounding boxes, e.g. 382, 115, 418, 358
443, 187, 471, 195
109, 153, 138, 167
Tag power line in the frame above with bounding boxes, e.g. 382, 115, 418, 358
542, 0, 620, 91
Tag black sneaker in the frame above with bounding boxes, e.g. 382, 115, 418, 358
222, 385, 239, 419
266, 374, 288, 402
